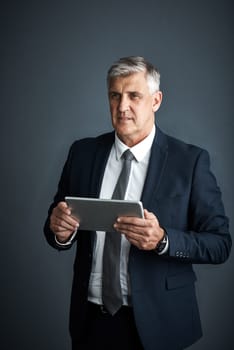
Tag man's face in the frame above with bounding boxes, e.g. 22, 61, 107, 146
108, 71, 162, 147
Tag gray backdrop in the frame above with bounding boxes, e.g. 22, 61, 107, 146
1, 0, 233, 349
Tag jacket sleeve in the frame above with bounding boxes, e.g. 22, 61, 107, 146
43, 143, 77, 251
166, 150, 231, 264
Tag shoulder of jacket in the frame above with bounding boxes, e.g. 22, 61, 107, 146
70, 131, 115, 150
166, 133, 207, 155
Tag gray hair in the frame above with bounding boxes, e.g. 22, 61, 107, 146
107, 56, 160, 94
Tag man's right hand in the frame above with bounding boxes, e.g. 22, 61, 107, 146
49, 201, 79, 243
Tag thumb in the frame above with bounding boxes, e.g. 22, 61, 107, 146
144, 209, 155, 219
58, 201, 70, 214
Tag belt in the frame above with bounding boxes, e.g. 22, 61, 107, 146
88, 301, 131, 315
99, 304, 109, 314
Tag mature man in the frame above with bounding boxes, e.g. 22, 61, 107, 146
44, 56, 231, 350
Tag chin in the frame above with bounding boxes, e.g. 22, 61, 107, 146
116, 126, 133, 137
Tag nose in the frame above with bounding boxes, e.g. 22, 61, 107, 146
118, 95, 129, 112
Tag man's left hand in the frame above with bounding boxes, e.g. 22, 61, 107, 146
114, 209, 165, 250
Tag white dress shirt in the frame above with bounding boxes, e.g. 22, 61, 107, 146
88, 125, 156, 305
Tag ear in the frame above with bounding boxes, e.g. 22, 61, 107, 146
152, 91, 163, 113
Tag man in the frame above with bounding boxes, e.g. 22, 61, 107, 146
44, 56, 231, 350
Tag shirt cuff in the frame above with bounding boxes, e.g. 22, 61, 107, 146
54, 229, 78, 246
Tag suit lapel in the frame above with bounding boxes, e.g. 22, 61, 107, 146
89, 132, 115, 197
141, 127, 168, 209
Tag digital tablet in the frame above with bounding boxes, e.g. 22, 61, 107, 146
65, 196, 144, 232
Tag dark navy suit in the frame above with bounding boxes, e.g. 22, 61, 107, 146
44, 126, 231, 350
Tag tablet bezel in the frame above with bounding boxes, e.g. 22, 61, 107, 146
65, 196, 144, 232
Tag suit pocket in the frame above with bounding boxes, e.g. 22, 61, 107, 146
166, 270, 197, 290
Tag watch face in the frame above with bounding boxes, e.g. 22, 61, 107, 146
157, 243, 165, 252
155, 234, 167, 253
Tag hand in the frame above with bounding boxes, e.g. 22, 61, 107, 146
49, 201, 79, 243
114, 209, 165, 250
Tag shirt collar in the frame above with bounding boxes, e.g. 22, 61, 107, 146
114, 124, 156, 162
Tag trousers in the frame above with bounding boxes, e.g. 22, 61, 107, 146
72, 301, 144, 350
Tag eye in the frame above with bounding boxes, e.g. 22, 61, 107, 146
109, 92, 121, 100
130, 92, 142, 100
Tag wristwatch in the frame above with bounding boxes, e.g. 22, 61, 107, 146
154, 231, 168, 254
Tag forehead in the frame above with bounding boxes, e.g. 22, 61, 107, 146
109, 71, 149, 92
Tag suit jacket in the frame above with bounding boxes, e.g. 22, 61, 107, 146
44, 126, 231, 350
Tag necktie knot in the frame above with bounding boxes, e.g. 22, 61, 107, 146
122, 149, 134, 162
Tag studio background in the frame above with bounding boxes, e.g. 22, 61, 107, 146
1, 0, 233, 349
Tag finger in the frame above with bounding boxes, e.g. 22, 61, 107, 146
114, 222, 143, 236
125, 233, 156, 250
53, 203, 79, 227
57, 201, 71, 215
124, 228, 150, 242
116, 221, 158, 247
52, 217, 78, 232
55, 213, 79, 228
50, 204, 79, 233
115, 217, 155, 233
116, 216, 147, 227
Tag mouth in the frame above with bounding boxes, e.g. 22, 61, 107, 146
117, 114, 133, 122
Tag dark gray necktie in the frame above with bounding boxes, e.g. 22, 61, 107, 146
102, 149, 134, 315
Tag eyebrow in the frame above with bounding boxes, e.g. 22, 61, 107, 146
130, 91, 143, 96
109, 90, 143, 96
